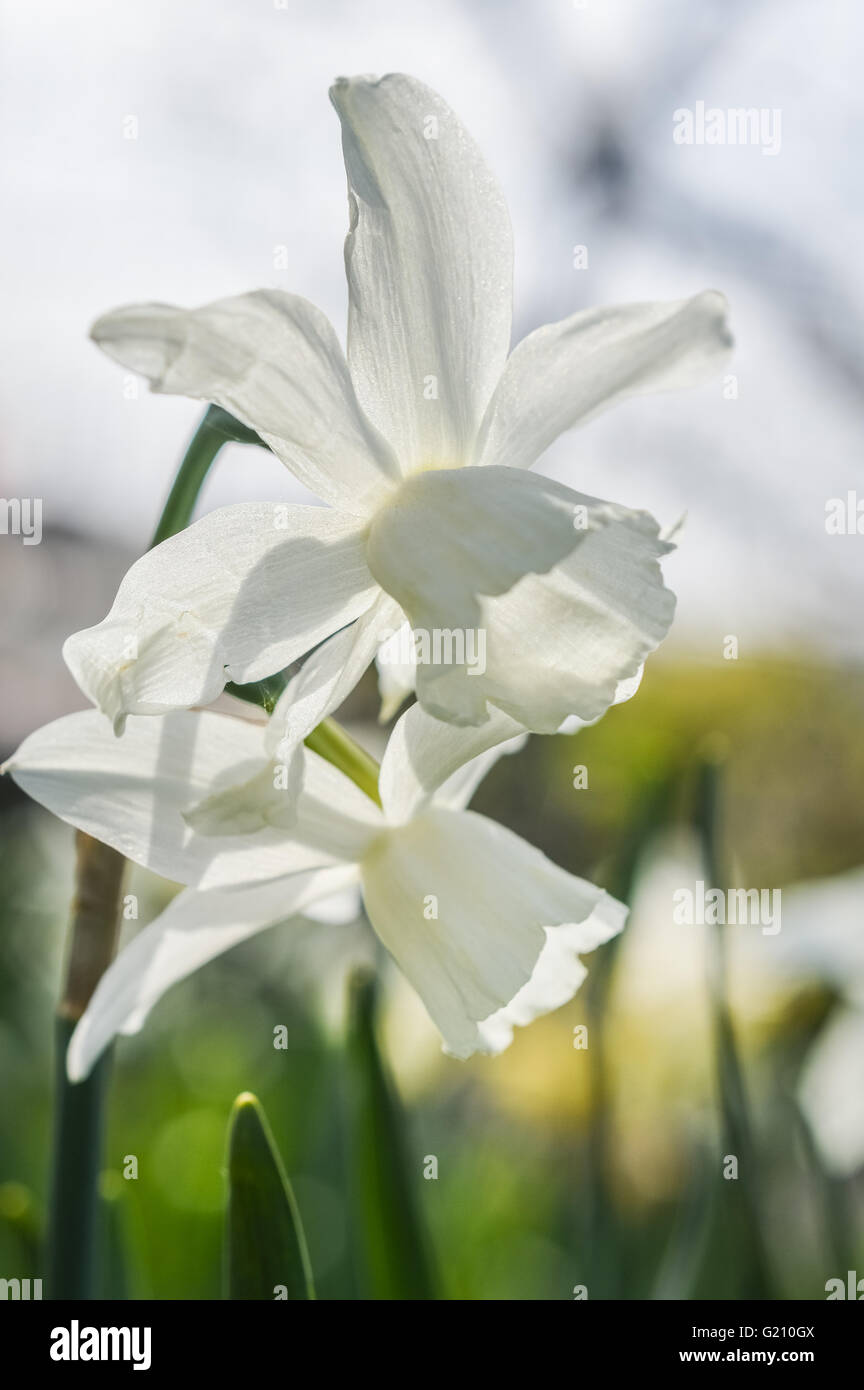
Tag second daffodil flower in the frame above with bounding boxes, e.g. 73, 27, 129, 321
66, 74, 732, 744
6, 704, 625, 1079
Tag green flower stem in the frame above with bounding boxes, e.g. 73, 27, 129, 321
304, 718, 382, 807
49, 833, 126, 1299
150, 405, 267, 548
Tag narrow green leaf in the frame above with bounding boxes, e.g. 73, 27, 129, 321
651, 1147, 716, 1300
693, 740, 775, 1298
345, 971, 437, 1300
225, 1092, 315, 1301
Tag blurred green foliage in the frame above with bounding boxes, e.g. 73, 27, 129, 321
0, 656, 862, 1299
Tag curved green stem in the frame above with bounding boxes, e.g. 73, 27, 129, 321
150, 405, 266, 548
304, 718, 382, 807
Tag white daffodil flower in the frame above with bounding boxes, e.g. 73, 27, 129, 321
5, 701, 624, 1080
66, 72, 731, 743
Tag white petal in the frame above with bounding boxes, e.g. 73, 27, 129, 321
63, 502, 379, 730
290, 748, 385, 863
91, 291, 400, 514
67, 863, 360, 1080
182, 758, 304, 837
557, 665, 644, 734
379, 701, 526, 825
459, 512, 672, 731
380, 663, 644, 827
474, 291, 732, 471
330, 73, 513, 472
161, 747, 384, 869
366, 464, 591, 724
799, 1007, 864, 1178
302, 883, 363, 926
265, 592, 404, 782
375, 617, 416, 722
359, 806, 619, 1059
4, 710, 337, 890
368, 468, 674, 730
476, 894, 625, 1054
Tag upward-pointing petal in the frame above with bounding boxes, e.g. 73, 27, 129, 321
331, 73, 513, 473
474, 291, 732, 471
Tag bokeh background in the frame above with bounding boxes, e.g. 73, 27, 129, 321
1, 0, 862, 1300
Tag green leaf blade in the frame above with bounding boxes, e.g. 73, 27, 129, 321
225, 1092, 315, 1301
345, 973, 437, 1300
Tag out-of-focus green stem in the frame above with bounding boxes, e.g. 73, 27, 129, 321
345, 972, 437, 1299
49, 833, 126, 1298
